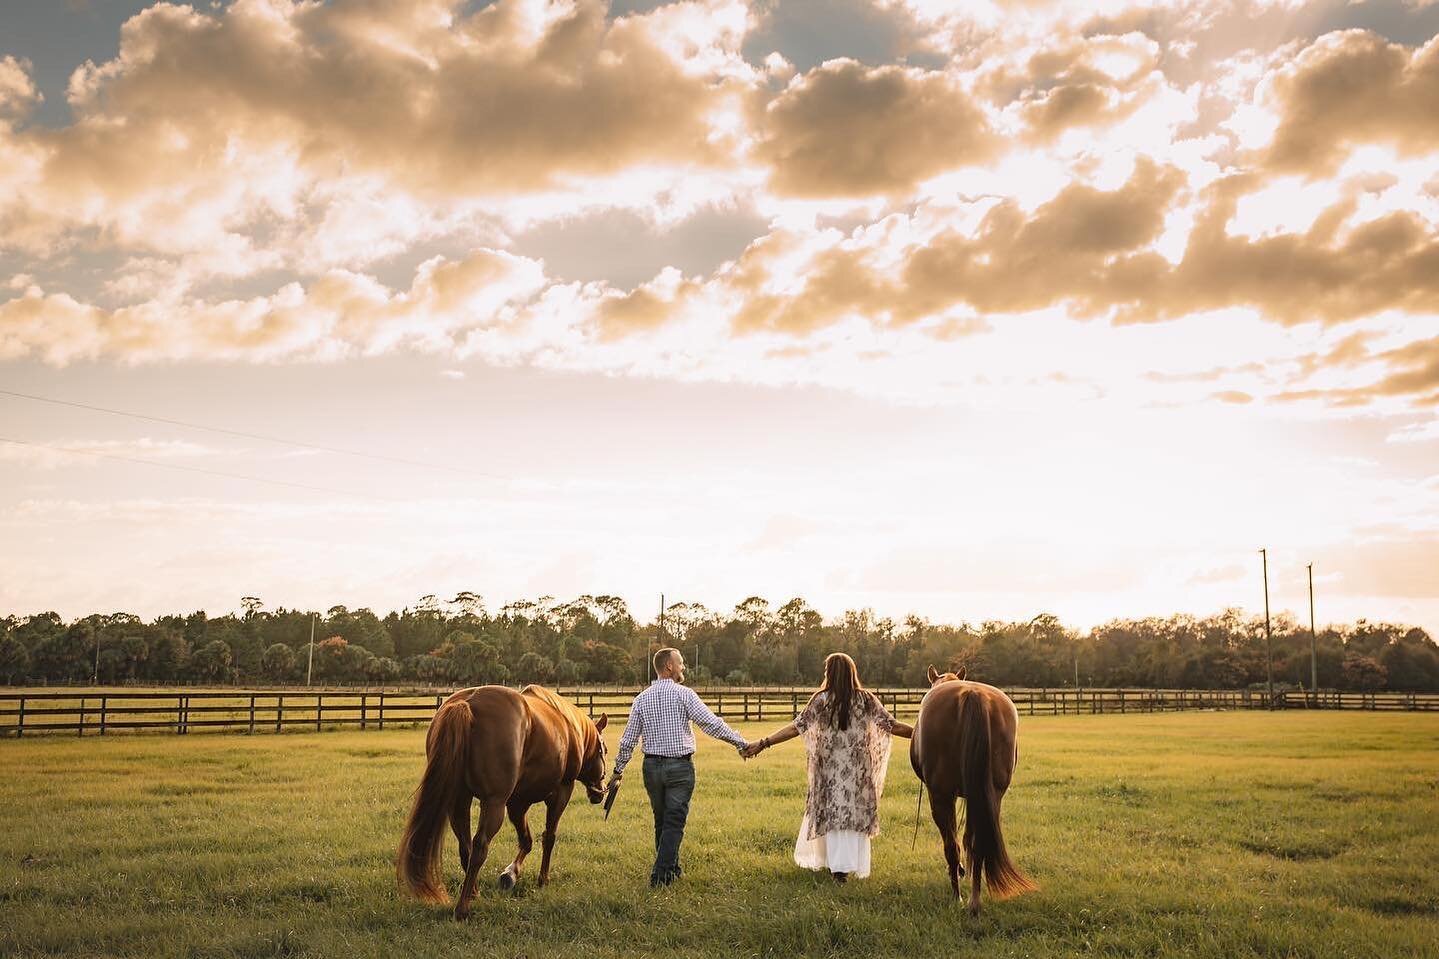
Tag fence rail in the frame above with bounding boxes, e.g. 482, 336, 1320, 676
1, 686, 1435, 738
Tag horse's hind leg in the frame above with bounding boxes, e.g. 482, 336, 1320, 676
499, 800, 533, 890
537, 781, 574, 887
969, 855, 983, 917
450, 794, 472, 873
929, 793, 963, 898
454, 798, 506, 921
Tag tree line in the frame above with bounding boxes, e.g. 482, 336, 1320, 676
2, 593, 1437, 692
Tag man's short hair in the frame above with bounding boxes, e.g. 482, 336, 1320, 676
653, 647, 680, 676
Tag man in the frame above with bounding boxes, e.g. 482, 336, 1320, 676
608, 647, 750, 887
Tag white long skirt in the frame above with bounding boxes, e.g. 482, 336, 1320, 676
793, 814, 872, 878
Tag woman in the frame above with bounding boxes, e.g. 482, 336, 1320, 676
744, 653, 913, 882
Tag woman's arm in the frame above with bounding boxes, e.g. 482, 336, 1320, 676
744, 721, 800, 757
889, 721, 914, 739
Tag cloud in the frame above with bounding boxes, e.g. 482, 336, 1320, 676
1272, 332, 1439, 408
1101, 172, 1439, 329
594, 267, 700, 341
1386, 419, 1439, 443
0, 247, 546, 364
1314, 530, 1439, 598
982, 32, 1171, 143
674, 156, 1188, 337
0, 437, 224, 470
0, 4, 1436, 421
0, 0, 756, 272
1263, 30, 1439, 174
59, 0, 742, 192
0, 56, 41, 119
755, 59, 997, 197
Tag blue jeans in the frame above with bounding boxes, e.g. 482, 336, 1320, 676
642, 754, 695, 885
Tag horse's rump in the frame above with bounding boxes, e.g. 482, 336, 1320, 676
397, 694, 475, 903
915, 679, 1036, 901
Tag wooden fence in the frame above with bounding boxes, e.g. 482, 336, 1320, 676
1, 686, 1435, 738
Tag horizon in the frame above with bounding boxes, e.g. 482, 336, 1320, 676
2, 0, 1437, 639
5, 588, 1416, 640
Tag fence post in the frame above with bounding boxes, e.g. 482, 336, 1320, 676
315, 694, 322, 732
276, 695, 284, 733
17, 696, 24, 738
378, 691, 386, 730
360, 693, 368, 731
78, 697, 86, 737
248, 695, 256, 735
100, 696, 108, 736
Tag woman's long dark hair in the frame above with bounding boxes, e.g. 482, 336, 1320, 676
809, 652, 864, 731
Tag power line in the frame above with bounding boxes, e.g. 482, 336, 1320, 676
0, 435, 394, 501
0, 387, 508, 480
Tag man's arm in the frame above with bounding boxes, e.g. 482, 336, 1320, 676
683, 687, 747, 750
611, 698, 643, 778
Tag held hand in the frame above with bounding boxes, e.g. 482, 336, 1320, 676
740, 738, 767, 759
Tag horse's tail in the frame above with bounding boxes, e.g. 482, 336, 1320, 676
397, 697, 472, 904
957, 690, 1036, 900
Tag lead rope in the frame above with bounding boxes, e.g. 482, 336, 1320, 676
911, 779, 924, 850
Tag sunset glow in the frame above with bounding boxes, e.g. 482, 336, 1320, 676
1, 0, 1436, 634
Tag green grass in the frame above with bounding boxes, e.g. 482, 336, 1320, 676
2, 713, 1436, 958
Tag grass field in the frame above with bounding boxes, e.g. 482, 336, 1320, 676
2, 713, 1437, 959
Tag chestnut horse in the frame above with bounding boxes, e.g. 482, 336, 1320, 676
397, 684, 608, 920
910, 665, 1036, 915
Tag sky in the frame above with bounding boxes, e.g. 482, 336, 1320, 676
0, 0, 1436, 634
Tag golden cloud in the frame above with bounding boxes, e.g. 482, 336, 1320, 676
53, 0, 734, 194
1106, 175, 1439, 327
1264, 30, 1439, 173
981, 32, 1167, 143
0, 0, 753, 264
755, 59, 997, 197
0, 248, 545, 365
0, 55, 40, 119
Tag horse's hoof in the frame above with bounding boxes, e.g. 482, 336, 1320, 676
453, 907, 470, 922
498, 870, 515, 891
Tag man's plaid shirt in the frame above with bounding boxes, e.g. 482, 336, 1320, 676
612, 678, 747, 776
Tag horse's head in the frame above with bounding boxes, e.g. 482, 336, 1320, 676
927, 664, 967, 686
580, 713, 609, 804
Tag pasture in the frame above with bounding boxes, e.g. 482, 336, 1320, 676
2, 712, 1436, 958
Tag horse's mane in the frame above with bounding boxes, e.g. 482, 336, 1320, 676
521, 684, 595, 751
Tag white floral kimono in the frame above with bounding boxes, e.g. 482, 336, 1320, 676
792, 689, 896, 877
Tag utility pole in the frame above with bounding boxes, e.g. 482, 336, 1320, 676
93, 629, 100, 685
653, 593, 665, 681
1308, 563, 1318, 707
1260, 548, 1274, 708
306, 613, 316, 687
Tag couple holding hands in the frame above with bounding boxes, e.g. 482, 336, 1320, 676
608, 647, 913, 887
